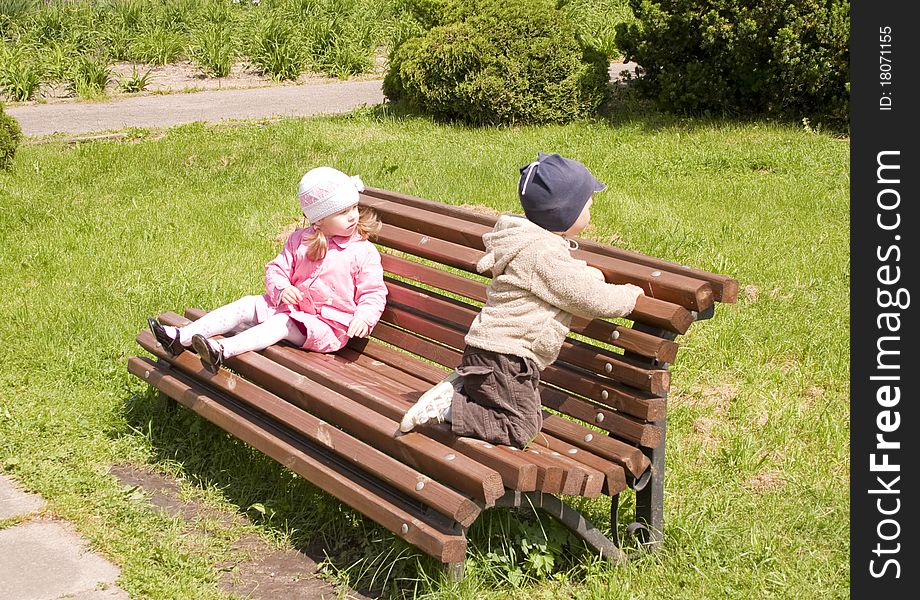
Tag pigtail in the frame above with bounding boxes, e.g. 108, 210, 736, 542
301, 206, 379, 261
303, 228, 329, 261
356, 207, 381, 240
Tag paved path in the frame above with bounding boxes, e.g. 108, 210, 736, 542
6, 79, 385, 138
6, 63, 637, 138
1, 473, 130, 600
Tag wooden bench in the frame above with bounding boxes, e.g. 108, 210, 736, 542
127, 187, 737, 578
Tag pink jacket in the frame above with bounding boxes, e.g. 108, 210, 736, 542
263, 227, 388, 334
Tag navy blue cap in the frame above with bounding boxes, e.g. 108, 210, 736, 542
517, 152, 606, 232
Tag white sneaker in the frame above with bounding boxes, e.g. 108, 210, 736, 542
399, 372, 461, 433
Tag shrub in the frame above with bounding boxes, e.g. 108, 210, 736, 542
384, 0, 609, 125
615, 0, 849, 127
0, 102, 21, 170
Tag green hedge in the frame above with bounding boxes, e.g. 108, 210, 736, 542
384, 0, 610, 125
615, 0, 849, 127
0, 103, 21, 170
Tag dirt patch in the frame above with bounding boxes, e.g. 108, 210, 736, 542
744, 471, 787, 493
109, 464, 374, 600
26, 56, 388, 105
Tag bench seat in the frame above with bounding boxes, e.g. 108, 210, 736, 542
128, 187, 737, 577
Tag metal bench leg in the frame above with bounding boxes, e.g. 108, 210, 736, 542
634, 420, 665, 548
446, 561, 465, 581
496, 491, 626, 564
626, 324, 675, 551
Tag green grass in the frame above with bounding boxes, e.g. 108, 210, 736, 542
0, 105, 848, 598
1, 0, 634, 101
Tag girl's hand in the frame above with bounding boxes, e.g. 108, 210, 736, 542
347, 317, 370, 338
279, 286, 303, 305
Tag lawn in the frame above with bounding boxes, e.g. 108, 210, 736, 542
0, 105, 849, 598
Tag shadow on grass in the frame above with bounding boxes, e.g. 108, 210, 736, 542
120, 382, 439, 599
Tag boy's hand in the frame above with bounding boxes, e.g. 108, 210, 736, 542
624, 283, 645, 297
279, 286, 303, 305
347, 317, 370, 338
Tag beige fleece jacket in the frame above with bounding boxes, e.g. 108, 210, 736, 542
465, 215, 642, 370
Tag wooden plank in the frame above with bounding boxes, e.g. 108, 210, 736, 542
291, 351, 620, 498
362, 193, 491, 250
180, 308, 544, 494
363, 186, 497, 226
156, 313, 505, 506
382, 253, 680, 361
367, 196, 713, 312
382, 289, 671, 397
364, 186, 738, 304
540, 386, 662, 448
521, 447, 571, 496
534, 435, 628, 496
526, 442, 605, 498
367, 307, 664, 444
264, 346, 541, 494
385, 275, 679, 365
376, 304, 665, 441
540, 414, 651, 479
137, 331, 480, 527
573, 236, 739, 304
381, 252, 487, 303
128, 357, 467, 563
377, 225, 694, 334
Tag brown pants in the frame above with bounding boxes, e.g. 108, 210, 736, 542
450, 346, 542, 449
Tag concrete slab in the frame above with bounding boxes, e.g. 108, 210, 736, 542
6, 79, 385, 137
0, 520, 124, 600
0, 474, 46, 520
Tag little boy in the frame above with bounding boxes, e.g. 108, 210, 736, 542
399, 152, 645, 448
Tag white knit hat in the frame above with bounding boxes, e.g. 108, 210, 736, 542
298, 167, 365, 223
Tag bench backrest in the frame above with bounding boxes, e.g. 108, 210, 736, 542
357, 187, 737, 480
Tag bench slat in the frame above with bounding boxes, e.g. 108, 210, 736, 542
533, 435, 627, 496
384, 275, 680, 368
128, 357, 468, 563
369, 305, 664, 446
381, 253, 680, 364
160, 312, 506, 506
262, 346, 542, 494
137, 331, 481, 526
540, 414, 650, 479
364, 186, 738, 304
264, 341, 616, 500
364, 194, 715, 312
382, 297, 670, 397
377, 225, 695, 333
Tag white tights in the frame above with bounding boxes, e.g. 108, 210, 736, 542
171, 295, 307, 359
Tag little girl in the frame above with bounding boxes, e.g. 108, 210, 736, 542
147, 166, 388, 368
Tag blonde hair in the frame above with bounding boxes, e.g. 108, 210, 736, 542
303, 206, 382, 261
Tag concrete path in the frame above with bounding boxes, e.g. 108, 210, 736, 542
0, 474, 130, 600
6, 79, 385, 138
6, 62, 637, 138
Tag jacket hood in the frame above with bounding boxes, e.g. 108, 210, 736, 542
476, 214, 565, 276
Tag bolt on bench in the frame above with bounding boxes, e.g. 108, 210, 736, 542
128, 187, 737, 578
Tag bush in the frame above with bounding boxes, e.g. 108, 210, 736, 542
0, 102, 21, 170
615, 0, 849, 127
384, 0, 610, 125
